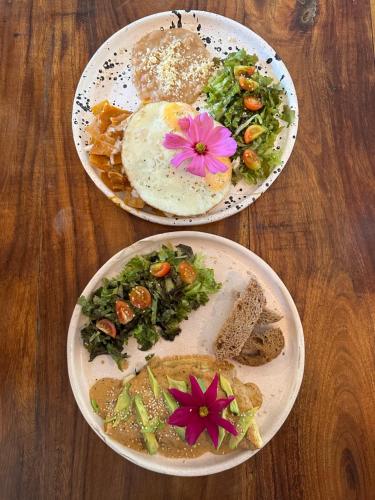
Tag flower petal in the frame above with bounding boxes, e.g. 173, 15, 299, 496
185, 413, 206, 445
205, 154, 229, 174
186, 155, 206, 177
189, 375, 205, 405
167, 407, 193, 427
208, 136, 237, 157
204, 373, 219, 406
205, 418, 219, 448
163, 132, 191, 150
168, 387, 195, 406
187, 116, 200, 143
178, 116, 191, 132
170, 149, 196, 168
206, 125, 232, 145
210, 396, 235, 413
195, 112, 214, 142
210, 414, 238, 436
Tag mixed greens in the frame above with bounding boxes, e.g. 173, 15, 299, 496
79, 244, 221, 368
204, 49, 295, 184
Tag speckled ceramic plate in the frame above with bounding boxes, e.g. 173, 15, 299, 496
67, 232, 304, 476
72, 10, 298, 226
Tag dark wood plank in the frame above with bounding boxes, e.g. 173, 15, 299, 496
0, 0, 374, 499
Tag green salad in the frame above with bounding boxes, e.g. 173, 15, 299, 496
79, 244, 221, 369
204, 49, 295, 184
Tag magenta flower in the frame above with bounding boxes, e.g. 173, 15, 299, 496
167, 373, 238, 448
162, 112, 237, 177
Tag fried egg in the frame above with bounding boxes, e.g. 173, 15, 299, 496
121, 102, 232, 216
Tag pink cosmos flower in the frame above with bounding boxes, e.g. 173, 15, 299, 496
162, 112, 237, 177
167, 373, 238, 448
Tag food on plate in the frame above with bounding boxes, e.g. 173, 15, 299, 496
90, 355, 263, 456
215, 279, 266, 359
83, 43, 294, 216
204, 49, 295, 184
121, 101, 236, 216
84, 100, 145, 208
78, 244, 221, 368
215, 278, 285, 365
132, 29, 214, 104
257, 307, 283, 325
235, 327, 285, 366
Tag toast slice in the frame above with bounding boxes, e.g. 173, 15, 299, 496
235, 326, 285, 366
215, 278, 266, 360
257, 307, 283, 325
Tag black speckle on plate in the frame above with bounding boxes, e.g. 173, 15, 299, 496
266, 57, 273, 64
275, 52, 281, 60
171, 10, 183, 28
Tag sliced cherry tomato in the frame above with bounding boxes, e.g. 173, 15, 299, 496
129, 286, 152, 309
244, 125, 266, 144
115, 300, 135, 324
243, 149, 261, 170
178, 261, 197, 284
238, 75, 259, 92
244, 96, 264, 111
150, 262, 171, 278
234, 65, 256, 78
96, 319, 117, 338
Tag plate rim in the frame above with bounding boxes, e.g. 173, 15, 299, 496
67, 231, 305, 476
71, 9, 299, 226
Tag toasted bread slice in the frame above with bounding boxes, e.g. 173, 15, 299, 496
235, 327, 285, 366
215, 279, 266, 360
257, 307, 283, 325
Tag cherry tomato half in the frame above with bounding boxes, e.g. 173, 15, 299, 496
115, 300, 135, 324
179, 261, 197, 284
244, 96, 263, 111
234, 65, 256, 78
129, 286, 152, 309
238, 75, 259, 92
150, 262, 171, 278
96, 319, 117, 338
243, 149, 261, 171
244, 125, 266, 144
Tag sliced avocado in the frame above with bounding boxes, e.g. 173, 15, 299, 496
217, 407, 228, 450
134, 395, 159, 455
220, 374, 239, 415
147, 366, 161, 398
197, 378, 206, 392
114, 383, 131, 413
112, 383, 133, 428
162, 390, 185, 441
167, 376, 187, 392
90, 399, 100, 414
229, 408, 258, 450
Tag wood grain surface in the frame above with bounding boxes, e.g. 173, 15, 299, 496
1, 1, 374, 499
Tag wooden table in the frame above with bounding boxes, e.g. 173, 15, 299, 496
1, 1, 374, 499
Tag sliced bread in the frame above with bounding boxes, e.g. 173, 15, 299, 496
257, 307, 283, 325
215, 278, 266, 360
235, 327, 285, 366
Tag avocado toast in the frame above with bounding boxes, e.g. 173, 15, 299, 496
90, 355, 263, 458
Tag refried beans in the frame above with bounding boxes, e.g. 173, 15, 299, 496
132, 29, 214, 104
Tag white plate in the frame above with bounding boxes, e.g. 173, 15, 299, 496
72, 10, 298, 226
67, 232, 304, 476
